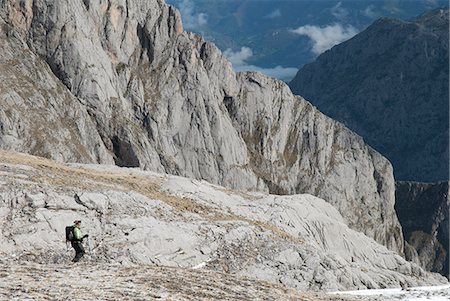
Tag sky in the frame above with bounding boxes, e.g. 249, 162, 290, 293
167, 0, 448, 81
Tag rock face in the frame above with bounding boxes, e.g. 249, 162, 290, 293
289, 9, 449, 183
0, 0, 403, 254
0, 151, 447, 292
395, 181, 449, 278
0, 16, 113, 165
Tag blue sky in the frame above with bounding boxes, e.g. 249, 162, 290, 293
168, 0, 448, 81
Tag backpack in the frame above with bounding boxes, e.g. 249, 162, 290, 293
65, 225, 75, 242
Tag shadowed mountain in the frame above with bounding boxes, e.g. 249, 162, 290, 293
396, 181, 449, 278
290, 8, 449, 183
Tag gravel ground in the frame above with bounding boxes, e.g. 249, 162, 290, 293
0, 261, 369, 301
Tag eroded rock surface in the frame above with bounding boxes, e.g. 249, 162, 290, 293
0, 151, 446, 293
0, 16, 113, 165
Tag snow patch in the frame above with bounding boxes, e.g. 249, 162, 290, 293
330, 284, 450, 300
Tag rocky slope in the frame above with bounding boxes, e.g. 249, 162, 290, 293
0, 150, 447, 294
289, 8, 449, 183
0, 0, 403, 254
395, 181, 449, 277
0, 262, 313, 300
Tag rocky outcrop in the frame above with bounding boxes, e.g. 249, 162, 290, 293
0, 150, 447, 292
395, 181, 449, 278
289, 9, 449, 183
0, 0, 403, 254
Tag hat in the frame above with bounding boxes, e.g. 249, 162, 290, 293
74, 220, 81, 224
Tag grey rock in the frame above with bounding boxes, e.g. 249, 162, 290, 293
0, 0, 403, 254
231, 72, 403, 254
0, 16, 114, 164
0, 151, 447, 291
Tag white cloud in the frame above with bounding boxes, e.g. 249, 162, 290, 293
291, 24, 358, 55
331, 2, 348, 21
265, 9, 282, 19
238, 65, 299, 81
362, 5, 378, 19
223, 47, 298, 81
383, 1, 402, 14
178, 0, 208, 30
223, 47, 253, 66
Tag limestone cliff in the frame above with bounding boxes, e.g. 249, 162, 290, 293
0, 0, 402, 254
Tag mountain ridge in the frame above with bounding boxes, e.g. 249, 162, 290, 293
289, 8, 449, 183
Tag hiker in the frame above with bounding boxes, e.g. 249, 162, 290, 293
70, 220, 88, 262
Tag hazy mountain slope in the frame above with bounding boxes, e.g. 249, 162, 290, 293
0, 0, 402, 253
289, 9, 449, 182
0, 150, 446, 292
395, 181, 449, 277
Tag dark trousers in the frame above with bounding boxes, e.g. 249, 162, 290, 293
71, 241, 85, 262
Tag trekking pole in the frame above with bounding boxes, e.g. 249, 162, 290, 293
87, 236, 93, 261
